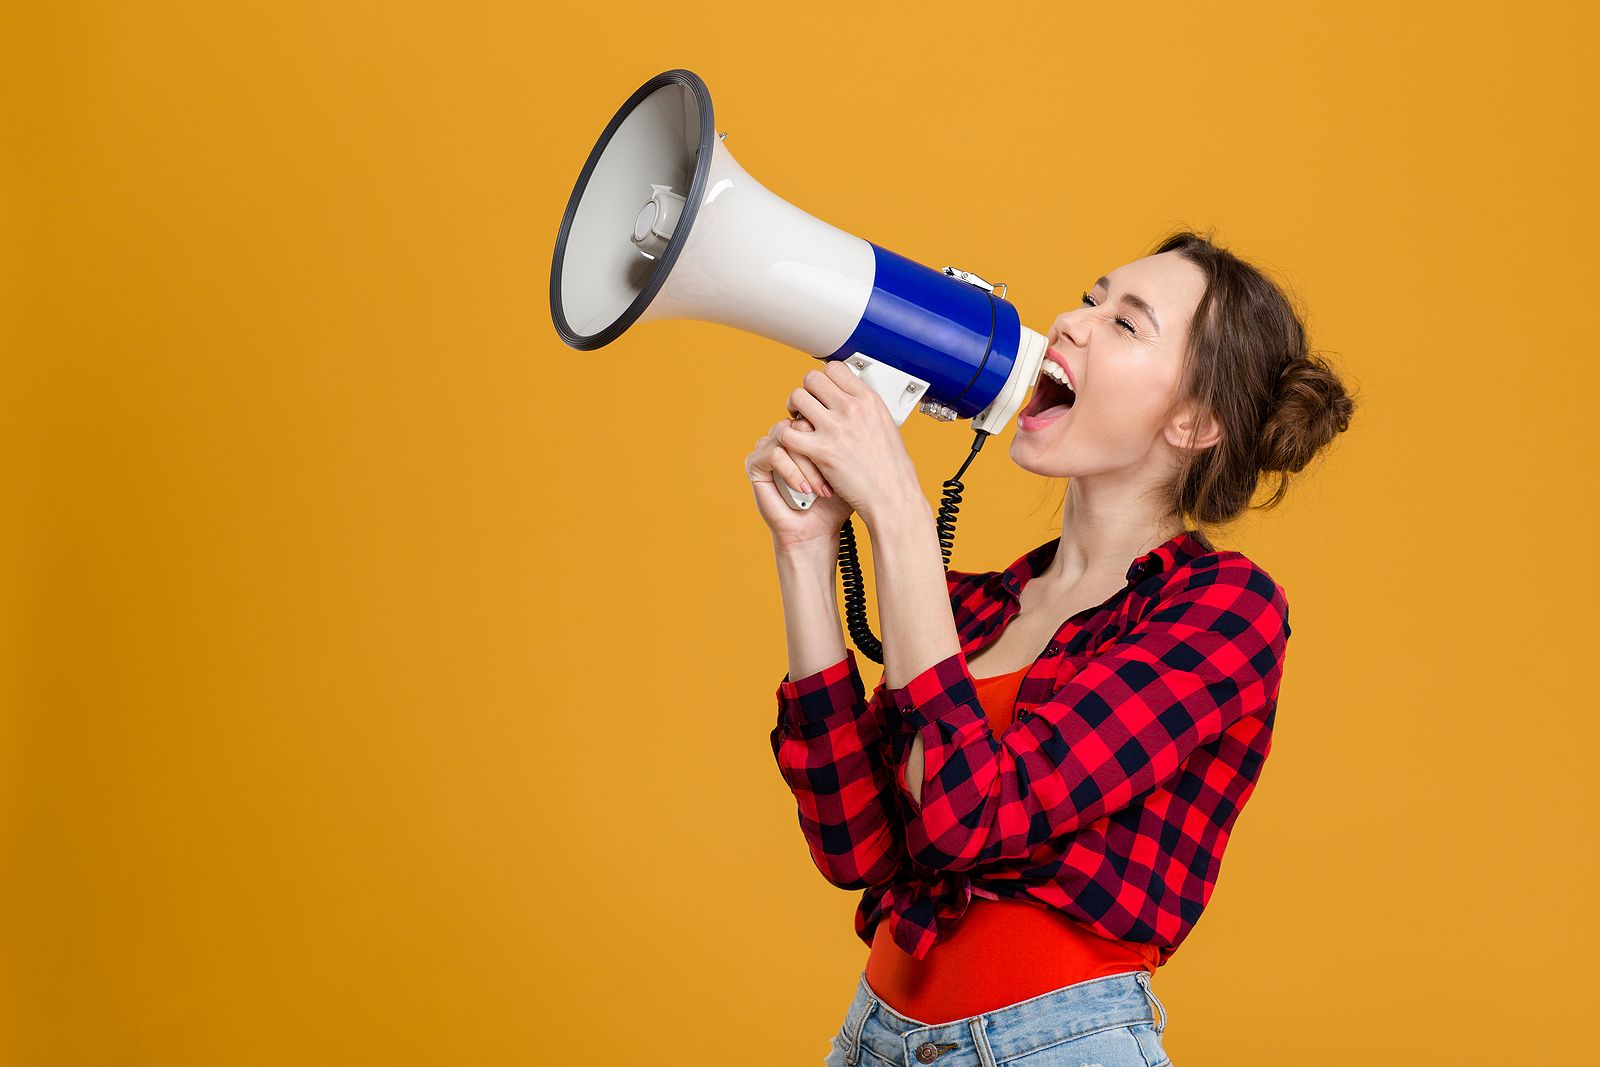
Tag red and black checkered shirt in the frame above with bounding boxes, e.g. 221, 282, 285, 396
770, 528, 1290, 964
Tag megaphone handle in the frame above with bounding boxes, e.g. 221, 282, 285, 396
774, 354, 927, 511
774, 473, 818, 511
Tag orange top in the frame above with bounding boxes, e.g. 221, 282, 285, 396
863, 660, 1160, 1024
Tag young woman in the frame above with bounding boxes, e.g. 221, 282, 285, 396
746, 230, 1356, 1067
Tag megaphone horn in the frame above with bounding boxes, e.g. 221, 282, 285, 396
549, 69, 1048, 662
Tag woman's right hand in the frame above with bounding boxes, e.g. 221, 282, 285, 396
746, 414, 856, 552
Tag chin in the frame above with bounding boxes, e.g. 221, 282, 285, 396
1008, 436, 1079, 479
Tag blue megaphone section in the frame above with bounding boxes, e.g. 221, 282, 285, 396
825, 243, 1022, 420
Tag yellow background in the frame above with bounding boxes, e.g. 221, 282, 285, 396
5, 1, 1595, 1063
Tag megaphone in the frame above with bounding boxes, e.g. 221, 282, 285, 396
549, 69, 1049, 662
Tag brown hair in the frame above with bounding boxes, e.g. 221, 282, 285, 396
1146, 228, 1357, 532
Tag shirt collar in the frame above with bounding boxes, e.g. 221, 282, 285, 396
996, 528, 1216, 599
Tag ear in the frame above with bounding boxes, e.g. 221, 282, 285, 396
1163, 400, 1222, 452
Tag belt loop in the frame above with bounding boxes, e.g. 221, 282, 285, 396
1135, 971, 1167, 1034
845, 996, 871, 1066
969, 1015, 999, 1067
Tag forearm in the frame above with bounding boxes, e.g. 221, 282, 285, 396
862, 498, 961, 691
769, 533, 904, 891
773, 535, 849, 681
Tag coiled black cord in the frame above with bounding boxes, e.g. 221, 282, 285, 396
839, 428, 992, 665
837, 516, 881, 664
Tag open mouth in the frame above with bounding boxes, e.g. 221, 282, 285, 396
1021, 363, 1077, 420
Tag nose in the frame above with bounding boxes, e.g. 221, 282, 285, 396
1049, 307, 1091, 348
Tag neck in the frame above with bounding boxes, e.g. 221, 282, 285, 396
1043, 477, 1186, 590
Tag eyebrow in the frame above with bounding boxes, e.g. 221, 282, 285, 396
1093, 276, 1162, 335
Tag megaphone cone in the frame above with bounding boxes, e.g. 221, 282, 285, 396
549, 69, 1047, 448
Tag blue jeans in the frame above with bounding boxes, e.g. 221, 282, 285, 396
823, 969, 1172, 1067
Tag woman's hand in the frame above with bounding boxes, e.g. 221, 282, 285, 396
774, 360, 923, 525
746, 413, 855, 553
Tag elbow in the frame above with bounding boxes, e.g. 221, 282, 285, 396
793, 806, 904, 890
809, 843, 902, 891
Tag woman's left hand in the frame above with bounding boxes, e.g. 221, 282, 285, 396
773, 360, 925, 524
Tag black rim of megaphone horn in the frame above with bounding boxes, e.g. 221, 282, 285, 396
549, 68, 716, 351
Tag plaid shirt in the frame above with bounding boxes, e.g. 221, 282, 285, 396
770, 528, 1291, 964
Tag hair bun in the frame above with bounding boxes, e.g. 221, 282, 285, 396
1257, 353, 1355, 475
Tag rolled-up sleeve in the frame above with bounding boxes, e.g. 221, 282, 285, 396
769, 649, 904, 890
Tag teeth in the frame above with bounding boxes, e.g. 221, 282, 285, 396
1039, 360, 1075, 391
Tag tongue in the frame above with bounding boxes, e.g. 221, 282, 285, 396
1024, 376, 1076, 418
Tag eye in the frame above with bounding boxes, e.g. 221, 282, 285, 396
1080, 291, 1138, 336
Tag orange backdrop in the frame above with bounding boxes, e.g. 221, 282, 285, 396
5, 1, 1595, 1064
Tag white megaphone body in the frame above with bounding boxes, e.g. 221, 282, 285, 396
549, 69, 1049, 514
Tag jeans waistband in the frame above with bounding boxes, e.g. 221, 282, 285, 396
839, 968, 1166, 1067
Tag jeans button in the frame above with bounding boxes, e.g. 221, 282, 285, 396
915, 1043, 940, 1063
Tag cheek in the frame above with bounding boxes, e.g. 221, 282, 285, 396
1081, 367, 1178, 441
1107, 364, 1184, 419
1093, 369, 1168, 423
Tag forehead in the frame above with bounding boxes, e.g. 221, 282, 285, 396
1104, 252, 1206, 320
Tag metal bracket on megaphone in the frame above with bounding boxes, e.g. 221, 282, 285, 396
773, 353, 932, 512
941, 265, 1008, 301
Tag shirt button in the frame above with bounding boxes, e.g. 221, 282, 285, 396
1045, 644, 1061, 656
915, 1043, 942, 1064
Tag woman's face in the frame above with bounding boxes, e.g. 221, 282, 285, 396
1011, 251, 1213, 480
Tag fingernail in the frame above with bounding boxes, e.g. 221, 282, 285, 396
799, 482, 812, 495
